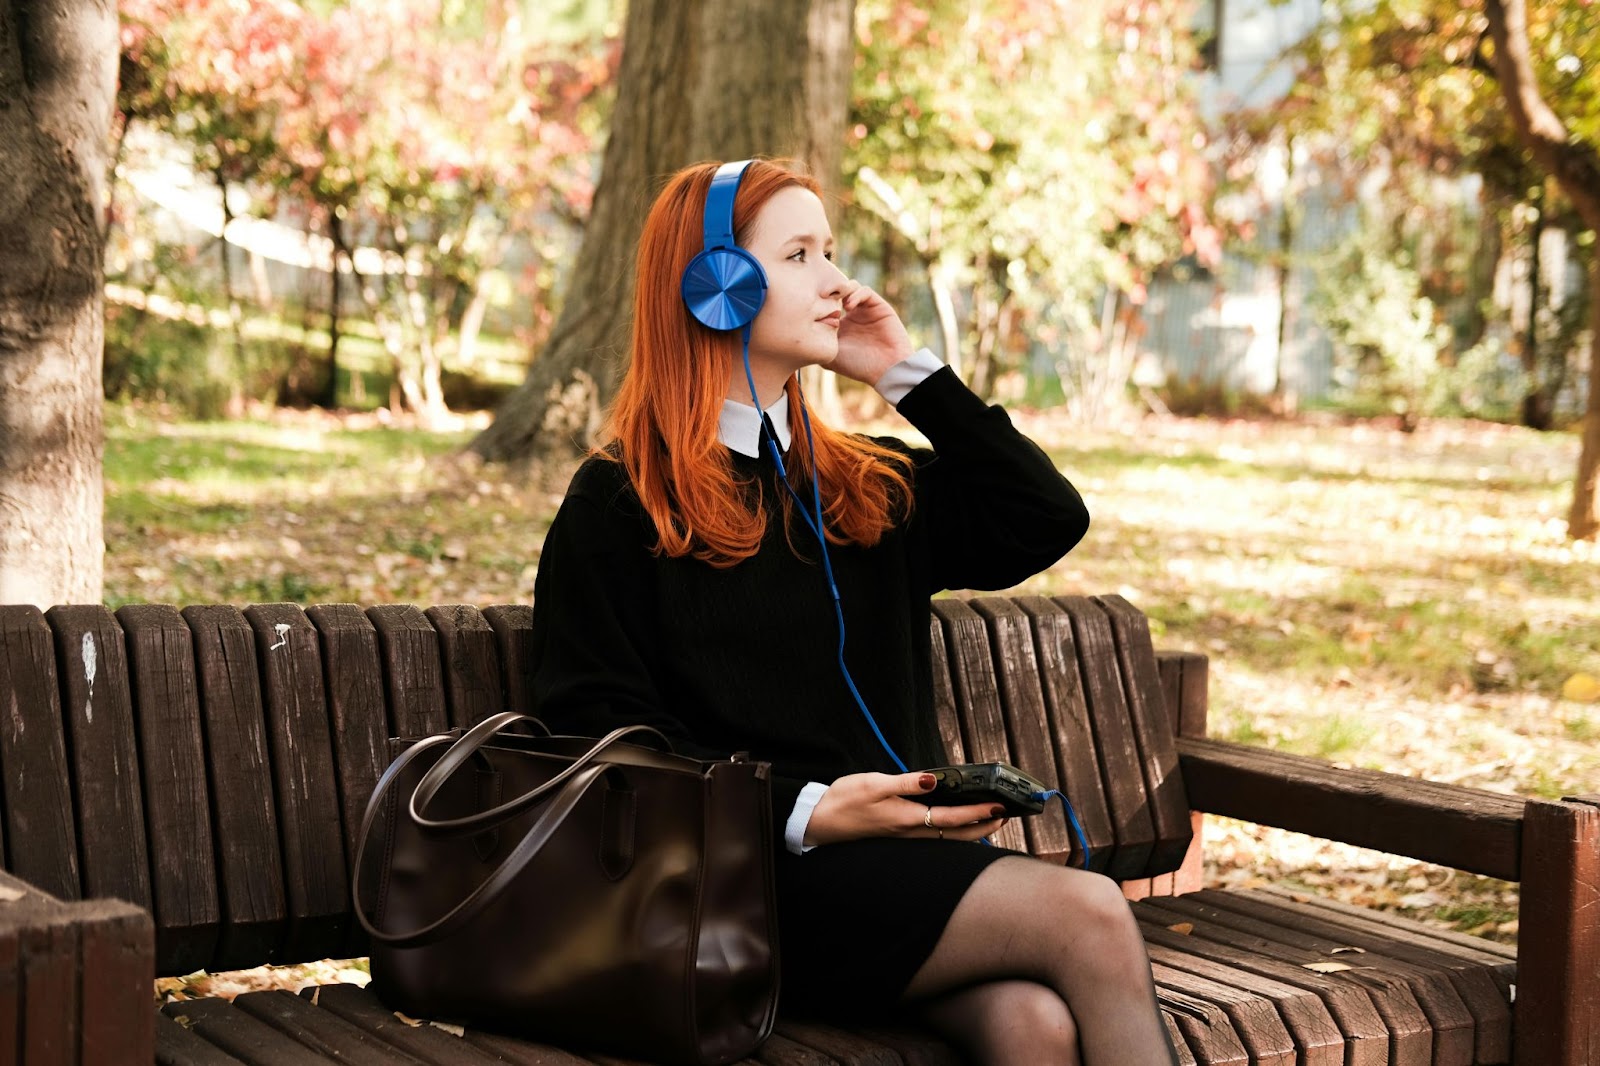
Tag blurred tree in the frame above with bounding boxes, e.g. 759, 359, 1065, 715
468, 0, 858, 465
1483, 0, 1600, 537
0, 0, 118, 604
848, 0, 1218, 416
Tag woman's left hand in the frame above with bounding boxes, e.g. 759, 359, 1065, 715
831, 281, 915, 387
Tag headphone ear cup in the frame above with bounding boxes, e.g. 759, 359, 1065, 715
682, 247, 768, 331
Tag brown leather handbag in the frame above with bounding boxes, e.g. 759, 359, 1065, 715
352, 711, 780, 1066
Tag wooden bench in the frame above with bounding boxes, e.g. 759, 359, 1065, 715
0, 594, 1595, 1065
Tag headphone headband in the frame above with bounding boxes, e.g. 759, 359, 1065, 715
702, 160, 752, 251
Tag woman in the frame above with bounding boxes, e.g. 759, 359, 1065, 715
529, 158, 1176, 1066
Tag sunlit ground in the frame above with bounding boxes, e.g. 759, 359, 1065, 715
109, 403, 1599, 950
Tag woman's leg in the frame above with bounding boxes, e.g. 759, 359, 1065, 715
913, 980, 1079, 1066
900, 857, 1177, 1066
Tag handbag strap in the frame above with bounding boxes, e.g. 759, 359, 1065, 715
409, 712, 670, 835
350, 716, 671, 947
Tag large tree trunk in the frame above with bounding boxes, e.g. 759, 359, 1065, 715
469, 0, 858, 467
1484, 0, 1600, 539
0, 0, 116, 605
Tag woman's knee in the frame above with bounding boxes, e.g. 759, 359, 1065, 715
971, 981, 1078, 1064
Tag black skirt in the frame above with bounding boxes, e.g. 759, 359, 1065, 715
773, 838, 1027, 1019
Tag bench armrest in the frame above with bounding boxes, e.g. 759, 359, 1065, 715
0, 870, 155, 1063
1175, 735, 1528, 880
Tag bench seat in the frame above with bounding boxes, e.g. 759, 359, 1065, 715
2, 595, 1594, 1065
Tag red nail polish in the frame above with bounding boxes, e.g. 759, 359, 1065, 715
990, 806, 1006, 819
919, 773, 936, 790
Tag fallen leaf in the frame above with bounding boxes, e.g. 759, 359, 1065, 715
394, 1012, 423, 1027
1561, 673, 1600, 703
0, 886, 25, 903
1304, 961, 1354, 972
430, 1021, 466, 1037
1167, 922, 1194, 935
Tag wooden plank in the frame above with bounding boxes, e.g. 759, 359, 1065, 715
44, 606, 151, 909
19, 909, 77, 1066
298, 983, 515, 1065
1138, 917, 1393, 1066
925, 615, 967, 766
1096, 595, 1193, 876
304, 605, 391, 873
243, 604, 350, 967
1253, 885, 1517, 964
75, 898, 155, 1066
426, 606, 505, 728
368, 605, 450, 738
1156, 987, 1251, 1066
155, 1008, 251, 1065
968, 598, 1074, 864
482, 605, 536, 718
1155, 650, 1210, 739
929, 600, 1027, 852
1012, 597, 1115, 872
1177, 736, 1525, 881
161, 997, 341, 1064
1150, 962, 1297, 1066
462, 1027, 602, 1065
1163, 1011, 1197, 1066
1514, 796, 1600, 1066
1138, 899, 1442, 1066
0, 605, 81, 900
1201, 888, 1511, 1063
848, 1024, 960, 1066
751, 1031, 841, 1066
775, 1020, 901, 1066
234, 989, 431, 1065
0, 880, 19, 1066
1162, 893, 1482, 1066
182, 605, 287, 972
1053, 596, 1155, 879
117, 604, 220, 977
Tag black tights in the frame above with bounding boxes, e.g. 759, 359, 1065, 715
899, 858, 1178, 1066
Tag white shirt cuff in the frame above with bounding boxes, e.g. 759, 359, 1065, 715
874, 347, 944, 407
784, 781, 830, 854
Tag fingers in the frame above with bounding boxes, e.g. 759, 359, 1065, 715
892, 770, 939, 796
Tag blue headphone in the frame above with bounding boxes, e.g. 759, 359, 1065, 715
681, 160, 769, 332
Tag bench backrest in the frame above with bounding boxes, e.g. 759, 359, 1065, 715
0, 593, 1201, 978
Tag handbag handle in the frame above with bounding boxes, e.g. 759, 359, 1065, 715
350, 717, 670, 948
409, 711, 670, 835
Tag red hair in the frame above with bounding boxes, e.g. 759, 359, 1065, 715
602, 159, 913, 567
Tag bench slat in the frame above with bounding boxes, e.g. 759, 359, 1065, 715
426, 606, 505, 729
243, 604, 350, 968
968, 597, 1076, 864
1253, 885, 1517, 964
0, 605, 81, 900
1012, 597, 1116, 871
118, 604, 221, 975
45, 606, 151, 909
234, 988, 431, 1065
464, 1026, 615, 1064
1095, 595, 1193, 875
1163, 1012, 1198, 1066
929, 600, 1027, 853
77, 898, 156, 1066
1053, 596, 1156, 879
1150, 963, 1298, 1066
183, 605, 287, 971
161, 997, 342, 1064
926, 615, 968, 766
1137, 917, 1393, 1066
368, 605, 451, 739
1153, 895, 1481, 1066
1138, 899, 1442, 1066
480, 605, 536, 719
774, 1020, 901, 1066
155, 1007, 250, 1064
297, 984, 510, 1065
1197, 888, 1511, 1063
1157, 988, 1252, 1066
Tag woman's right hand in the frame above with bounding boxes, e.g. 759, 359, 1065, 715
803, 771, 1007, 847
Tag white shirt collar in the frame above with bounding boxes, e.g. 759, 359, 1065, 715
718, 389, 792, 459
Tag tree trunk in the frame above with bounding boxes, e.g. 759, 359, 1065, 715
469, 0, 858, 467
1484, 0, 1600, 539
0, 0, 116, 606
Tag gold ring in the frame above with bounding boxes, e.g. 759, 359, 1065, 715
923, 806, 935, 829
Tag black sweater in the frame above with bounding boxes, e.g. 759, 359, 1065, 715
528, 367, 1090, 840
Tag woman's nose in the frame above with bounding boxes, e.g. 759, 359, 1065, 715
822, 260, 847, 296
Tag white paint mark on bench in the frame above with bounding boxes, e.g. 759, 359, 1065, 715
270, 622, 291, 651
83, 632, 97, 724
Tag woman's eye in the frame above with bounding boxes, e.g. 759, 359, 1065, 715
789, 249, 806, 262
